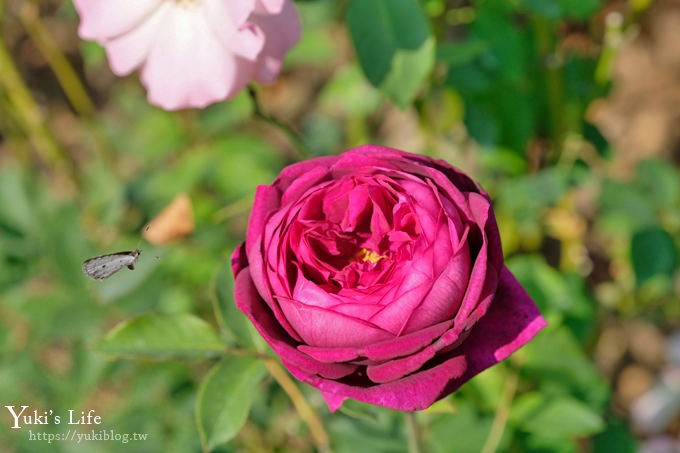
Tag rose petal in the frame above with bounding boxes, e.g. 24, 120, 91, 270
448, 268, 547, 384
292, 267, 545, 411
431, 269, 498, 352
74, 0, 162, 41
276, 157, 337, 203
363, 319, 452, 361
298, 319, 453, 364
297, 345, 361, 363
277, 295, 394, 348
140, 6, 238, 110
337, 146, 481, 225
437, 266, 547, 394
252, 0, 301, 82
320, 392, 347, 413
469, 192, 504, 272
231, 244, 248, 277
255, 0, 287, 15
288, 354, 469, 411
401, 240, 471, 331
76, 0, 299, 110
103, 2, 169, 76
367, 269, 433, 333
366, 346, 436, 383
223, 0, 256, 27
452, 227, 492, 324
293, 273, 384, 319
246, 185, 287, 307
482, 267, 547, 359
234, 267, 358, 379
203, 1, 265, 60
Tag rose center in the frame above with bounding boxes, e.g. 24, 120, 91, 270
355, 248, 386, 264
291, 178, 422, 292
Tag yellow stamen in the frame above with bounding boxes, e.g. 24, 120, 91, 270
355, 248, 386, 264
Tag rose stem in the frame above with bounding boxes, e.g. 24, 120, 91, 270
480, 371, 519, 453
247, 85, 313, 160
406, 411, 425, 453
263, 359, 331, 453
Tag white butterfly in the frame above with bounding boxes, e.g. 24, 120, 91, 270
82, 249, 141, 280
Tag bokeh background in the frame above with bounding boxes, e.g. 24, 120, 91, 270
2, 0, 680, 451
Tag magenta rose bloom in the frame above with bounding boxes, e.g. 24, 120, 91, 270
232, 145, 546, 411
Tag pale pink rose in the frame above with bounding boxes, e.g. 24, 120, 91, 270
74, 0, 301, 110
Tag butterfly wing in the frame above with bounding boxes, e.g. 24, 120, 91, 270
82, 250, 140, 280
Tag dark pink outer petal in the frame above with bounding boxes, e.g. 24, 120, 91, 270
234, 265, 359, 379
287, 354, 469, 411
282, 266, 546, 411
450, 267, 546, 383
320, 392, 347, 412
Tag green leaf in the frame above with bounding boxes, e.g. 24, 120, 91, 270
520, 0, 601, 19
496, 168, 569, 227
559, 0, 602, 19
97, 313, 224, 359
437, 40, 490, 66
514, 394, 605, 439
198, 91, 252, 136
195, 356, 266, 451
477, 148, 528, 179
328, 403, 408, 453
346, 0, 434, 107
430, 399, 504, 453
598, 180, 658, 232
511, 392, 545, 424
631, 227, 677, 286
210, 136, 284, 199
285, 1, 338, 66
0, 166, 46, 287
520, 0, 562, 18
464, 364, 507, 412
635, 159, 680, 209
0, 165, 36, 234
103, 90, 186, 162
522, 328, 610, 409
319, 65, 382, 117
470, 9, 527, 83
463, 103, 500, 147
525, 435, 579, 453
592, 419, 637, 453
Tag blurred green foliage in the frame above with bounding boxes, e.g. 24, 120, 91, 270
1, 0, 679, 452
